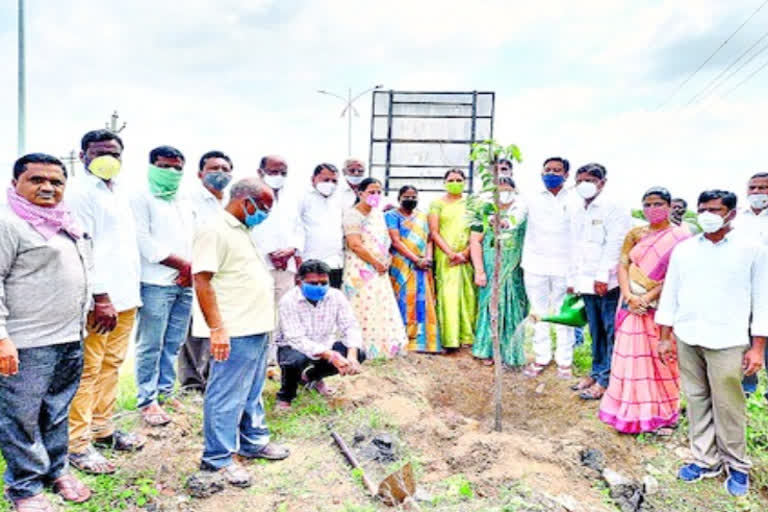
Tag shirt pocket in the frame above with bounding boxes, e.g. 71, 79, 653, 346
587, 220, 606, 244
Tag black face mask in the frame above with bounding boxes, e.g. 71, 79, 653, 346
401, 199, 418, 211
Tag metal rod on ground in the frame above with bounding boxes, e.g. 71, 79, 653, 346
490, 143, 504, 432
330, 431, 379, 497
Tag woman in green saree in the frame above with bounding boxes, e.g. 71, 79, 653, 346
469, 178, 529, 367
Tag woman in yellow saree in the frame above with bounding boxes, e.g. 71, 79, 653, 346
428, 169, 476, 351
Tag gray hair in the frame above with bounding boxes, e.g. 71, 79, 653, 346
228, 177, 264, 201
343, 158, 365, 171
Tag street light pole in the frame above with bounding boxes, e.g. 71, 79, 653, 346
17, 0, 26, 155
318, 84, 383, 156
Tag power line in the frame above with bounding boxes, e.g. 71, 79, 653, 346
656, 0, 768, 110
683, 29, 768, 108
721, 55, 768, 98
696, 39, 768, 109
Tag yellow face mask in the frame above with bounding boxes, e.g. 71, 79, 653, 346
88, 155, 122, 180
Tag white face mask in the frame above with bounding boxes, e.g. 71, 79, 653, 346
698, 211, 726, 233
499, 191, 515, 204
315, 181, 337, 197
346, 175, 365, 186
263, 174, 286, 190
576, 181, 599, 199
747, 193, 768, 210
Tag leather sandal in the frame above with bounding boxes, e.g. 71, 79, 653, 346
523, 362, 546, 378
570, 376, 595, 391
68, 446, 116, 474
93, 430, 146, 452
52, 474, 92, 503
6, 493, 55, 512
579, 383, 606, 400
141, 404, 172, 427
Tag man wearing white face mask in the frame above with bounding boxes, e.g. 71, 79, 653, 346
339, 158, 366, 208
657, 190, 768, 497
567, 163, 631, 399
299, 163, 345, 288
735, 172, 768, 400
254, 156, 303, 303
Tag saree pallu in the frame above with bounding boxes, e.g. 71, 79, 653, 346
342, 208, 407, 359
385, 210, 441, 353
472, 219, 528, 367
599, 225, 692, 433
429, 198, 476, 348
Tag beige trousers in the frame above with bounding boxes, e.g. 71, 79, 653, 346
677, 340, 751, 473
68, 308, 137, 453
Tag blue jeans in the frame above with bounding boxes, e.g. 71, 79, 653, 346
582, 287, 619, 388
201, 334, 271, 470
136, 284, 193, 409
0, 342, 83, 499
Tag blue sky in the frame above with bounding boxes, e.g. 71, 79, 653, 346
1, 0, 766, 207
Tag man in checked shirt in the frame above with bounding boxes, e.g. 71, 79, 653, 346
274, 260, 367, 411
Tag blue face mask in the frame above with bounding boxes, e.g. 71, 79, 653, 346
542, 173, 566, 189
202, 171, 232, 191
243, 198, 269, 228
301, 282, 329, 302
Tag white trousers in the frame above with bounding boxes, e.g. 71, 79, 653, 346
268, 269, 296, 363
524, 272, 574, 367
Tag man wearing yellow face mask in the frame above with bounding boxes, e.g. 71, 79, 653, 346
130, 146, 194, 427
66, 130, 144, 474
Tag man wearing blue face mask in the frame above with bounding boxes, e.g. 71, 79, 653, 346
179, 151, 234, 394
193, 177, 289, 488
274, 260, 365, 411
522, 157, 577, 379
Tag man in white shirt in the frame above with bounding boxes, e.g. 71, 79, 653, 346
178, 151, 233, 393
254, 155, 303, 303
275, 260, 365, 411
67, 130, 144, 474
131, 146, 194, 427
299, 163, 345, 288
338, 158, 366, 208
522, 157, 575, 378
736, 172, 768, 400
657, 190, 768, 497
568, 163, 631, 398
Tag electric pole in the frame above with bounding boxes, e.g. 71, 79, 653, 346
105, 110, 127, 133
60, 149, 78, 177
17, 0, 26, 155
318, 85, 383, 156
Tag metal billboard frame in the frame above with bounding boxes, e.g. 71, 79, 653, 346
368, 90, 495, 194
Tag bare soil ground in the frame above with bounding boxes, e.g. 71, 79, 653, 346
18, 350, 765, 512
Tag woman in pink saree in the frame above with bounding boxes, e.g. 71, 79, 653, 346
599, 187, 692, 434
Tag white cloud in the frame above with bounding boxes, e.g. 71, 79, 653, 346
1, 0, 766, 210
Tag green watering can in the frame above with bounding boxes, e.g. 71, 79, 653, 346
540, 294, 588, 328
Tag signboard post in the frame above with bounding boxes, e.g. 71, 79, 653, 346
368, 90, 495, 194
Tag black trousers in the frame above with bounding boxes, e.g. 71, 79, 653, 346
329, 268, 343, 289
277, 342, 366, 403
178, 335, 211, 392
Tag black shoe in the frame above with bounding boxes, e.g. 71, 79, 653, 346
93, 430, 146, 452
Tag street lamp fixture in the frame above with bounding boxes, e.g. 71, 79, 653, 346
318, 84, 383, 156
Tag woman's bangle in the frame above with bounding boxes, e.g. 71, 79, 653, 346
210, 325, 225, 332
